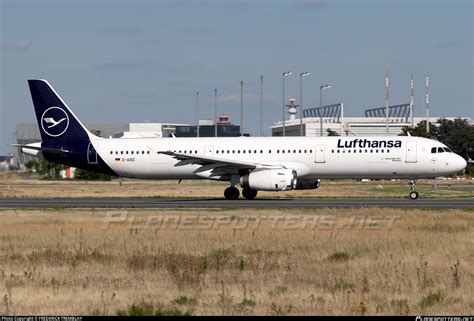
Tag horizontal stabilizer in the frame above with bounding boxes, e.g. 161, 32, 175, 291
12, 144, 70, 155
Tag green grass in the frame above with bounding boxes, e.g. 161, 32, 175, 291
116, 302, 190, 316
420, 290, 446, 309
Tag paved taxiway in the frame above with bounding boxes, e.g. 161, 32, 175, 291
0, 197, 472, 209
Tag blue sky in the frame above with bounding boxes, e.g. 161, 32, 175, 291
1, 0, 472, 154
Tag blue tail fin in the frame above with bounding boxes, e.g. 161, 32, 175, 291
28, 79, 94, 142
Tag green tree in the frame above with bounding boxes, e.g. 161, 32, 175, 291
436, 118, 474, 159
38, 160, 66, 179
400, 120, 439, 138
24, 160, 40, 172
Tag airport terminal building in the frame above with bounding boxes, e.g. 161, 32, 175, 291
271, 102, 472, 137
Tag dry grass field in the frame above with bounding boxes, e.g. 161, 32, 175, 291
0, 172, 472, 199
0, 207, 473, 315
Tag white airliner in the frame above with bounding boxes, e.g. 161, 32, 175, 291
16, 80, 467, 200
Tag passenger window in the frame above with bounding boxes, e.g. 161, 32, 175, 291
431, 147, 437, 153
147, 151, 150, 154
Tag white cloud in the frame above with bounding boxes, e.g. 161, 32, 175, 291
2, 40, 32, 51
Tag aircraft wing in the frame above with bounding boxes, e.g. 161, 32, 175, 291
157, 150, 257, 169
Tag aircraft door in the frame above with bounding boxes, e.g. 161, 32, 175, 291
315, 144, 325, 163
87, 142, 98, 164
406, 141, 417, 163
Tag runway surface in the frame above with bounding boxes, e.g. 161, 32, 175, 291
0, 197, 472, 209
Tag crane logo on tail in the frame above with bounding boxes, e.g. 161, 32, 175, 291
41, 107, 69, 137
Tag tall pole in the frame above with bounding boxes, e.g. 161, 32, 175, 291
341, 103, 344, 136
320, 86, 323, 137
299, 72, 309, 136
385, 66, 389, 136
282, 71, 293, 136
196, 91, 200, 137
319, 84, 331, 137
260, 75, 264, 136
214, 88, 218, 137
410, 74, 414, 128
425, 74, 430, 133
240, 81, 244, 136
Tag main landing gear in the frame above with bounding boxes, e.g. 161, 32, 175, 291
242, 188, 258, 200
224, 186, 240, 200
408, 179, 419, 200
224, 186, 258, 200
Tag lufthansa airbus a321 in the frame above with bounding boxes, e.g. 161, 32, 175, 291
16, 80, 467, 200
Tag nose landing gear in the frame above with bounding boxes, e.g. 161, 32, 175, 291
408, 179, 419, 200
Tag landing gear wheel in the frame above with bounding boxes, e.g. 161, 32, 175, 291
224, 186, 240, 200
315, 179, 321, 189
408, 179, 418, 200
409, 191, 419, 200
242, 188, 258, 200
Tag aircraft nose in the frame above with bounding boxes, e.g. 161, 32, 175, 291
453, 155, 467, 173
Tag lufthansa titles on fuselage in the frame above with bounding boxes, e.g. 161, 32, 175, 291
337, 139, 402, 149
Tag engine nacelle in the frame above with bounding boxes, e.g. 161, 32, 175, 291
240, 169, 297, 191
295, 178, 321, 190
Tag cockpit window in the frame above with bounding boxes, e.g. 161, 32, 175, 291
431, 147, 437, 153
443, 147, 452, 153
437, 147, 445, 153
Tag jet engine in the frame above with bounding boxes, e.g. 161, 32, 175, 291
240, 169, 297, 191
294, 178, 321, 190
